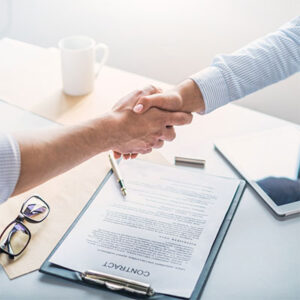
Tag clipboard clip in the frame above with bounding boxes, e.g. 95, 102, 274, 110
81, 270, 155, 296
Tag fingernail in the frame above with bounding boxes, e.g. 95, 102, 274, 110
133, 104, 144, 113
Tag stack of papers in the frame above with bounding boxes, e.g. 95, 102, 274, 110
50, 160, 241, 298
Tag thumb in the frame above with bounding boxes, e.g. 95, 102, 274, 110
133, 92, 182, 114
113, 151, 122, 159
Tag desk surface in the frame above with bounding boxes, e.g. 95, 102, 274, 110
0, 38, 300, 300
0, 99, 300, 300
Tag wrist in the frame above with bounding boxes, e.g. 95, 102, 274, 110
175, 79, 205, 113
81, 113, 120, 155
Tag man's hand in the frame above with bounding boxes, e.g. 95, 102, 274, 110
109, 85, 193, 159
133, 79, 205, 114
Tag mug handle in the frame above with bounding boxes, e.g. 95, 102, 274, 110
95, 43, 109, 78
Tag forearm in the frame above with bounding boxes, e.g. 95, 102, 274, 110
0, 86, 186, 200
13, 114, 115, 196
191, 16, 300, 113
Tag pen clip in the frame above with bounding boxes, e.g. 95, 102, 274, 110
81, 270, 155, 296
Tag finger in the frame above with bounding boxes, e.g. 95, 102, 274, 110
123, 154, 131, 160
164, 112, 193, 126
161, 127, 176, 142
133, 92, 182, 114
141, 84, 162, 96
130, 153, 139, 159
113, 85, 162, 111
114, 151, 121, 159
153, 140, 164, 149
132, 85, 163, 113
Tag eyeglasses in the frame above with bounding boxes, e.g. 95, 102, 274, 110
0, 195, 50, 259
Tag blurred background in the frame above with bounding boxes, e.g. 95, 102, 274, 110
0, 0, 299, 123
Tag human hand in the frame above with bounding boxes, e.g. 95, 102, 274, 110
132, 79, 205, 114
109, 85, 193, 159
112, 85, 161, 159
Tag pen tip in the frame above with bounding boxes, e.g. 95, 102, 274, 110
121, 188, 127, 196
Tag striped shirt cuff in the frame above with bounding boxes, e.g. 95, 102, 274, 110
190, 66, 230, 114
0, 133, 20, 204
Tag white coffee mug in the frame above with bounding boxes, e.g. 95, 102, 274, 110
59, 36, 109, 96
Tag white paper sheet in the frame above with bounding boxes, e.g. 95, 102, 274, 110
50, 160, 240, 298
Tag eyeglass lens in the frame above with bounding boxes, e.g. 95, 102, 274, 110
21, 196, 49, 222
0, 196, 49, 257
0, 222, 30, 256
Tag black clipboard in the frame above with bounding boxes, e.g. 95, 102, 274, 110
40, 169, 246, 300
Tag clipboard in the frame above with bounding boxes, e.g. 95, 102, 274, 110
40, 169, 246, 299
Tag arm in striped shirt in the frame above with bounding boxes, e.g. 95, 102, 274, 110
0, 133, 20, 204
132, 16, 300, 117
191, 16, 300, 113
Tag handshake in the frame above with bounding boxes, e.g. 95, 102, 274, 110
108, 79, 205, 159
9, 78, 205, 197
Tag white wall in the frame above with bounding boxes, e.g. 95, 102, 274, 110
1, 0, 299, 123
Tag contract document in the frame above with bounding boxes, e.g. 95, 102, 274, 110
50, 160, 241, 298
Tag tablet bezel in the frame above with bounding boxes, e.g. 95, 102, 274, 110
214, 143, 300, 218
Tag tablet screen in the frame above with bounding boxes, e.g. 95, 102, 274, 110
215, 126, 300, 207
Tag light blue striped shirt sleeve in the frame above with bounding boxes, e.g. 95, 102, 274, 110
0, 133, 20, 204
190, 16, 300, 114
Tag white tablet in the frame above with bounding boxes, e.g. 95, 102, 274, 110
215, 126, 300, 217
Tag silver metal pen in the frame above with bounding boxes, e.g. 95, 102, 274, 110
108, 153, 127, 196
175, 156, 206, 168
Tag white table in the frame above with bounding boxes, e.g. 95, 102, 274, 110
1, 99, 299, 300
